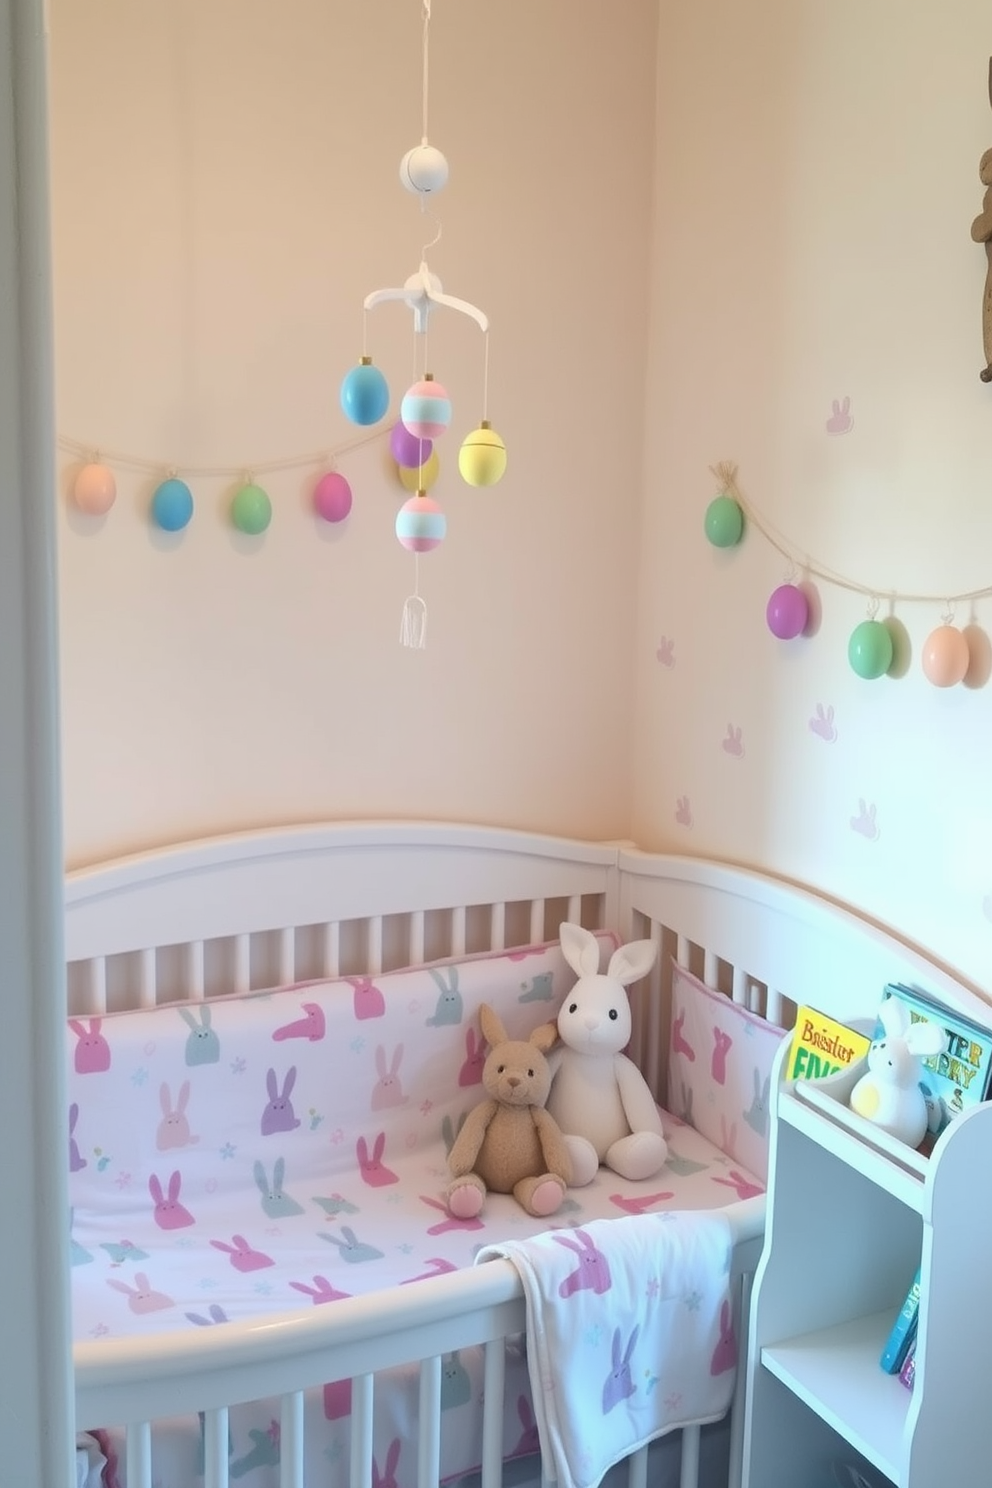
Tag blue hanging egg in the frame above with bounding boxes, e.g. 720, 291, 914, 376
151, 477, 194, 532
340, 358, 389, 426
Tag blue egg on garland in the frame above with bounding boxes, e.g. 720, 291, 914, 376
151, 477, 194, 532
340, 357, 390, 426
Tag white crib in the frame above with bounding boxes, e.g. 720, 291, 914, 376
63, 820, 984, 1488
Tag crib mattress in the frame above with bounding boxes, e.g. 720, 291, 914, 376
72, 1109, 760, 1341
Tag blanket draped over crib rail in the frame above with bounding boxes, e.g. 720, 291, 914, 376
477, 1210, 737, 1488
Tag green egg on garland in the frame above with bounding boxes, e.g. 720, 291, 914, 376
848, 618, 894, 680
704, 491, 744, 548
231, 482, 272, 535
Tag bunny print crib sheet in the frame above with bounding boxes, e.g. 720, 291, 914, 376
68, 938, 764, 1488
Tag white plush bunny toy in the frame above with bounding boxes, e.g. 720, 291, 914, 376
546, 922, 668, 1185
849, 996, 947, 1149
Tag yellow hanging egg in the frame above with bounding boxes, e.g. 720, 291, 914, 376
397, 449, 440, 492
458, 422, 507, 487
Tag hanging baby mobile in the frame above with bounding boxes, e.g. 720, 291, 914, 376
704, 462, 987, 691
338, 0, 506, 648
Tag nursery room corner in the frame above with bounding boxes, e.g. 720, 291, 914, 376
6, 0, 992, 1486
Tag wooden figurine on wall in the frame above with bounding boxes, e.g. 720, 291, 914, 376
971, 57, 992, 382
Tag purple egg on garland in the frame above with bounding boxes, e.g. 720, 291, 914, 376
766, 583, 809, 640
389, 420, 433, 470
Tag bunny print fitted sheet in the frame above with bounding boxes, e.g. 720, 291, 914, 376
67, 937, 763, 1488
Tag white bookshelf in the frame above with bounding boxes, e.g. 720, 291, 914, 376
742, 1041, 992, 1488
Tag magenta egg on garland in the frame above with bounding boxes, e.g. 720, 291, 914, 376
312, 471, 353, 525
766, 583, 809, 640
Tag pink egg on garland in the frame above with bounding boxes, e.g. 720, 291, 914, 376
922, 624, 969, 687
766, 583, 808, 640
72, 462, 117, 515
396, 493, 446, 552
313, 471, 352, 524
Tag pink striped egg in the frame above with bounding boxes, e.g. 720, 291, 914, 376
395, 495, 446, 552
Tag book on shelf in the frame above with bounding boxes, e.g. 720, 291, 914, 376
898, 1333, 917, 1391
786, 1004, 872, 1082
880, 983, 992, 1140
879, 1263, 921, 1375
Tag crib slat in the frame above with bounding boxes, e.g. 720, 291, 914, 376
418, 1353, 442, 1488
278, 926, 294, 986
627, 1444, 648, 1488
350, 1374, 374, 1488
451, 904, 466, 958
766, 986, 785, 1027
489, 901, 506, 951
566, 892, 581, 925
731, 964, 747, 1005
88, 955, 108, 1015
675, 932, 690, 969
409, 909, 426, 966
138, 946, 156, 1009
703, 947, 718, 988
186, 939, 205, 999
529, 898, 545, 944
679, 1423, 700, 1488
125, 1421, 151, 1488
233, 934, 250, 995
280, 1390, 305, 1488
322, 920, 340, 977
204, 1406, 230, 1488
367, 915, 384, 974
480, 1338, 506, 1488
643, 917, 665, 1098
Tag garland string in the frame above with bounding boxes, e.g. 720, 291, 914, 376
712, 462, 992, 610
58, 425, 386, 481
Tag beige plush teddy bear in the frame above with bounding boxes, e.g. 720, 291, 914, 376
445, 1004, 573, 1219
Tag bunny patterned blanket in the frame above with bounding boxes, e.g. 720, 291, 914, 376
477, 1211, 737, 1488
68, 936, 763, 1488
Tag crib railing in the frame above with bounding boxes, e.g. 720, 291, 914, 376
76, 1201, 764, 1488
66, 824, 797, 1488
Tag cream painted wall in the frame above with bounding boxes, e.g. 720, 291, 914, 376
50, 1, 656, 865
634, 1, 992, 989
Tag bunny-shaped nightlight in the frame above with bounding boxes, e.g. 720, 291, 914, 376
849, 996, 946, 1149
546, 923, 668, 1185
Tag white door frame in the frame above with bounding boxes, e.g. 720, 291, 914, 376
0, 2, 74, 1482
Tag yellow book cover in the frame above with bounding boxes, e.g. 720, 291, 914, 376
787, 1005, 872, 1081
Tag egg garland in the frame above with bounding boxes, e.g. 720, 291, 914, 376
703, 462, 992, 691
